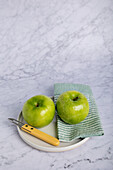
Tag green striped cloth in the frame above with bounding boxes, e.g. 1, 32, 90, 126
54, 83, 104, 142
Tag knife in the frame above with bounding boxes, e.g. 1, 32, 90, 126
8, 118, 60, 146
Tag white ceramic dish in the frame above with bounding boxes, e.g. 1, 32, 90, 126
17, 111, 89, 152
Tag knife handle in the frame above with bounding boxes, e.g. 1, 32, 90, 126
21, 124, 60, 146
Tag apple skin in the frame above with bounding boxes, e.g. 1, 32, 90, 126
22, 95, 55, 128
56, 91, 89, 124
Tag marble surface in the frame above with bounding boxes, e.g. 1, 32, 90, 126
0, 0, 113, 169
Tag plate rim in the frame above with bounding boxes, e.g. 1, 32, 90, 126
17, 112, 89, 152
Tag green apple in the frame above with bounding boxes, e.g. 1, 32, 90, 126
56, 91, 89, 124
22, 95, 55, 128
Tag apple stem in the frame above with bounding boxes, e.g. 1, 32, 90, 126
73, 97, 79, 101
36, 103, 39, 107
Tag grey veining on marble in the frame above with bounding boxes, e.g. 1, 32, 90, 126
0, 0, 113, 169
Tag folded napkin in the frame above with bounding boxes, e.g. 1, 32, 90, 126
54, 83, 104, 142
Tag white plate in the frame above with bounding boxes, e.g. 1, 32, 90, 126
17, 112, 89, 152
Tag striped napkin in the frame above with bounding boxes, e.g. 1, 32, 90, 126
54, 83, 104, 142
